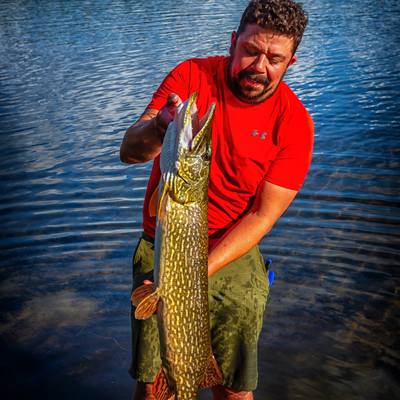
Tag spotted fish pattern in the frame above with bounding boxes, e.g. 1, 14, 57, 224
131, 93, 222, 400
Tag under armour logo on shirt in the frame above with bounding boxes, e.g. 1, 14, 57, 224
252, 129, 267, 139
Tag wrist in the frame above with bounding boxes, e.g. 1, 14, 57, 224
207, 251, 224, 278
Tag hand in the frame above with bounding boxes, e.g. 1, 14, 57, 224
155, 93, 182, 138
121, 93, 183, 164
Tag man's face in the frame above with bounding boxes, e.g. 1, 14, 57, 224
227, 24, 297, 104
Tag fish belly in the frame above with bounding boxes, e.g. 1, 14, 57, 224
156, 196, 210, 398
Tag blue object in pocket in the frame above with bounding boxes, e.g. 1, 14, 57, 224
265, 258, 274, 288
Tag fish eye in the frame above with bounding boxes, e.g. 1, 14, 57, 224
203, 152, 210, 161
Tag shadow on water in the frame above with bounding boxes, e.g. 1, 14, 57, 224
1, 0, 400, 399
0, 338, 135, 400
0, 339, 101, 400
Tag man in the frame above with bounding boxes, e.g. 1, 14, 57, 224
120, 0, 313, 399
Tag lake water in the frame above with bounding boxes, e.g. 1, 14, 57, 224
1, 0, 399, 399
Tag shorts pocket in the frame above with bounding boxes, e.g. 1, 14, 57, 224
131, 238, 155, 291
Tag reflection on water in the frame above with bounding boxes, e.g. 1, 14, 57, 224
1, 0, 399, 399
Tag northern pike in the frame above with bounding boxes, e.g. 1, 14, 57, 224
131, 92, 222, 400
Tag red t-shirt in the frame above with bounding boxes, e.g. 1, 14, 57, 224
142, 56, 314, 239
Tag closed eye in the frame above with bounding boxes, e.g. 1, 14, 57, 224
244, 44, 259, 56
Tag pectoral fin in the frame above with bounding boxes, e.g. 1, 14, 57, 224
199, 351, 223, 388
130, 283, 159, 319
153, 367, 175, 400
149, 181, 169, 221
158, 181, 169, 221
148, 185, 159, 217
130, 282, 156, 306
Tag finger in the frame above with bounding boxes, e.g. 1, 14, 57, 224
167, 93, 182, 108
155, 94, 183, 137
165, 94, 182, 117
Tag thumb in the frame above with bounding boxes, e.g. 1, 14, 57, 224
165, 93, 182, 115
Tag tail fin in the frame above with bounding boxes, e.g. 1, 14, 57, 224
153, 367, 175, 400
199, 351, 223, 388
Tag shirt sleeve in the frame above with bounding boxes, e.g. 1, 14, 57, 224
146, 60, 192, 110
265, 110, 314, 191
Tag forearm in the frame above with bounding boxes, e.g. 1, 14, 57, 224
208, 180, 298, 277
120, 111, 162, 164
120, 94, 183, 165
208, 212, 272, 277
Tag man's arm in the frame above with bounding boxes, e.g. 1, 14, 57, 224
208, 180, 298, 277
120, 93, 182, 164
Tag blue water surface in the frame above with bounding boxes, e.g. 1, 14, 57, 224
0, 1, 399, 399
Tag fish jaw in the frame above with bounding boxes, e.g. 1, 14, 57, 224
160, 93, 215, 205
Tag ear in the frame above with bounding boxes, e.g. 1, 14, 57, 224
229, 31, 237, 55
288, 55, 297, 67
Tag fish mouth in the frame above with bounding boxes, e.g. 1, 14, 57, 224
181, 92, 215, 152
159, 92, 215, 205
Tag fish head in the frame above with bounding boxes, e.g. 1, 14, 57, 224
160, 92, 215, 204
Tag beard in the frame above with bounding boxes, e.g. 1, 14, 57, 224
227, 58, 284, 104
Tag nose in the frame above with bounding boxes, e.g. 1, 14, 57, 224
251, 54, 267, 73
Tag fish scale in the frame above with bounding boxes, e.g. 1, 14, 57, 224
131, 93, 222, 400
158, 200, 210, 397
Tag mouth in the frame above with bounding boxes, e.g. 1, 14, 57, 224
183, 93, 215, 153
172, 93, 214, 162
243, 76, 264, 88
180, 92, 210, 151
239, 70, 269, 90
178, 93, 199, 150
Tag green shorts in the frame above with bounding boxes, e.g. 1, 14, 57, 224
128, 233, 270, 392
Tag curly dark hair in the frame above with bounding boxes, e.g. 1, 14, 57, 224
237, 0, 309, 54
